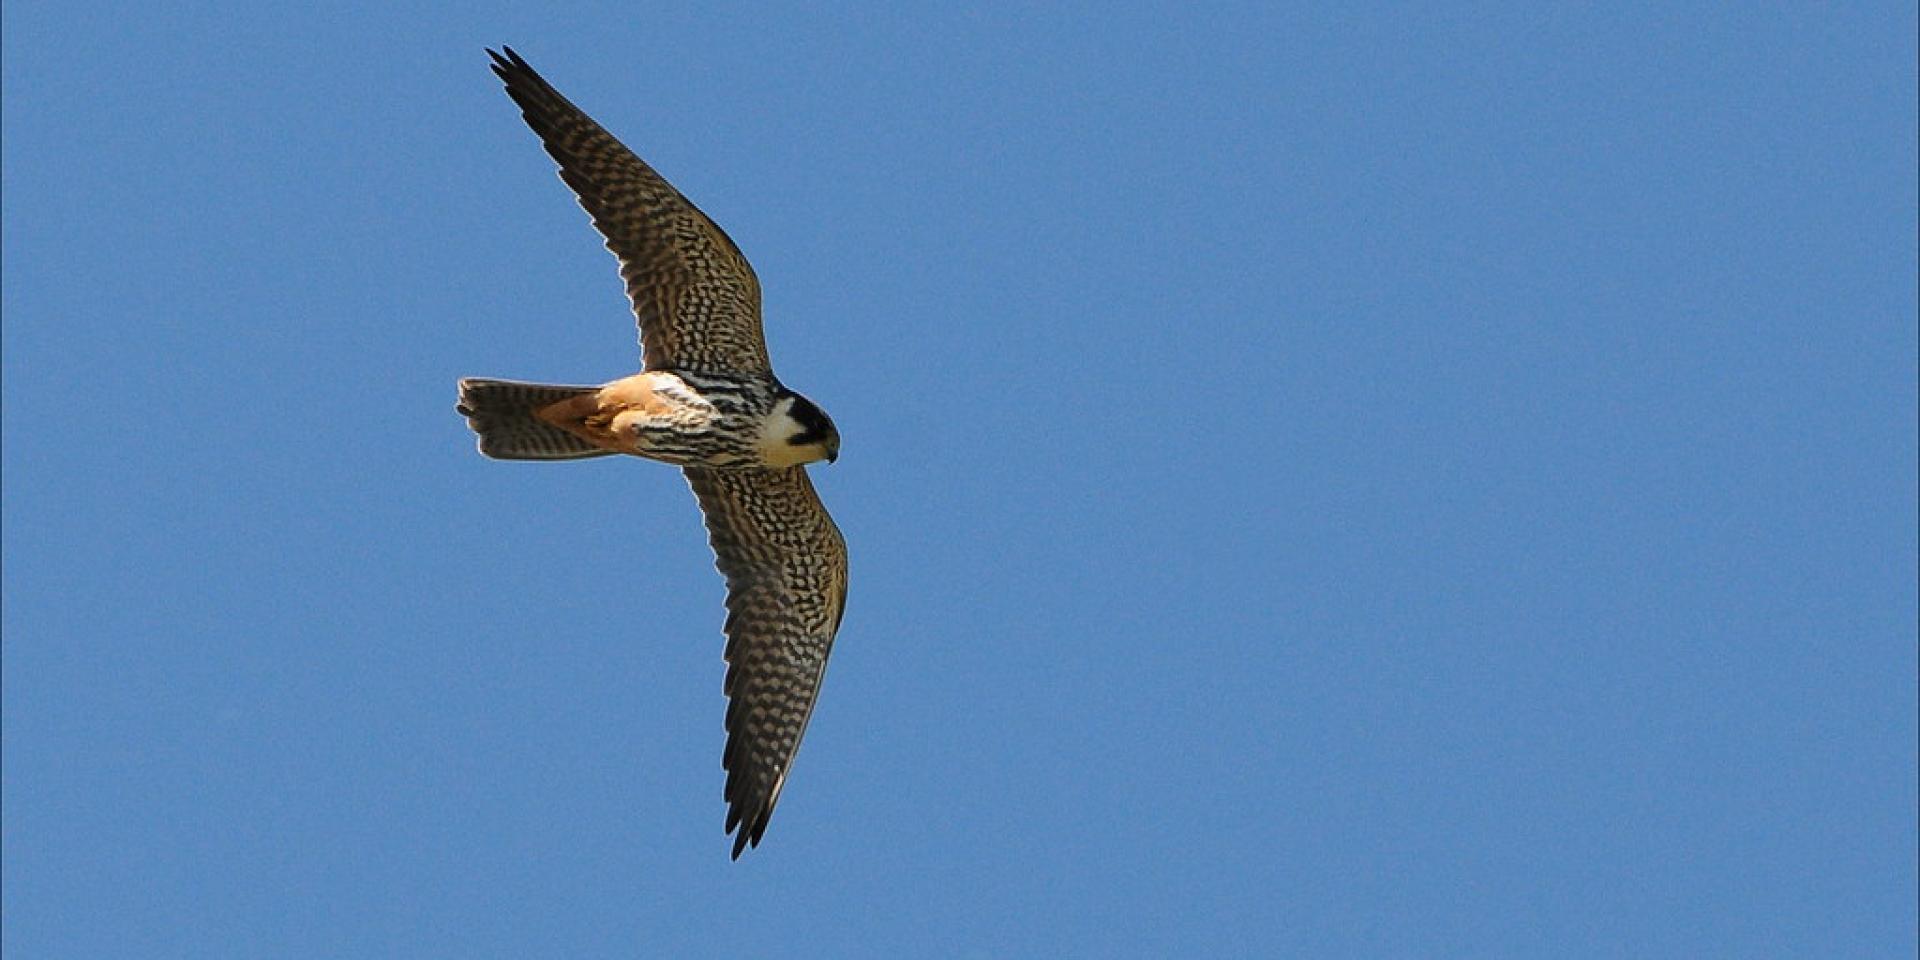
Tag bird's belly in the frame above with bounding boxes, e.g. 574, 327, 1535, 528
535, 371, 770, 468
624, 413, 764, 468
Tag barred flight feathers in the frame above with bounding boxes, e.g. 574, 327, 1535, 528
487, 47, 771, 376
684, 466, 848, 859
457, 378, 616, 461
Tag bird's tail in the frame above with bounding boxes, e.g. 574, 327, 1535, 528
456, 378, 614, 461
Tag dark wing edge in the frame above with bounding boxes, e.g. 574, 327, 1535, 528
683, 466, 848, 859
486, 47, 769, 374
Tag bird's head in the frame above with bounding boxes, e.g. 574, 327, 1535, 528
761, 390, 839, 467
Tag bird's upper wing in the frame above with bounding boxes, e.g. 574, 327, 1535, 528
489, 47, 771, 375
683, 465, 848, 859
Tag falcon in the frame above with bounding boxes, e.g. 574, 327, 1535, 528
455, 47, 847, 859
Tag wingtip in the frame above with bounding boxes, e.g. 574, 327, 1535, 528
729, 823, 762, 860
489, 45, 529, 70
486, 45, 531, 79
725, 798, 764, 860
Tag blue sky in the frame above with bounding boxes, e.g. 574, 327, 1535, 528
4, 2, 1915, 957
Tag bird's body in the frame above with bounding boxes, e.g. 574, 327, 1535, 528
462, 370, 834, 469
456, 47, 848, 859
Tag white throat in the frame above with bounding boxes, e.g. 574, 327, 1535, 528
757, 398, 814, 467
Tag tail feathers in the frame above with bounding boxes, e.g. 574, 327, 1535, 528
456, 378, 613, 461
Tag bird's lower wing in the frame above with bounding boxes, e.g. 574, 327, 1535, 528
684, 466, 848, 858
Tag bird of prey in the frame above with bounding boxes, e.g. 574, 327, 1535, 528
456, 47, 848, 859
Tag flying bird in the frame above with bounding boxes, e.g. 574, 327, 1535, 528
456, 47, 848, 859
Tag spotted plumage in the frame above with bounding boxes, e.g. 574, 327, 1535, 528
456, 47, 848, 859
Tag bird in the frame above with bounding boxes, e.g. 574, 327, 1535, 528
455, 47, 848, 859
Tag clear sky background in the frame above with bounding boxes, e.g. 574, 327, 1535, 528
4, 3, 1915, 957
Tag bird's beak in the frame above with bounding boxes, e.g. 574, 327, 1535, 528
826, 449, 839, 464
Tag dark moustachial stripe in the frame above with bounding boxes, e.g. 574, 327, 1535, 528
781, 393, 837, 447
